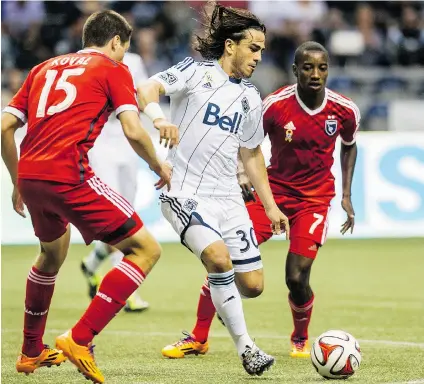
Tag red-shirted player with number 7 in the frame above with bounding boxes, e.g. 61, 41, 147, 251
161, 41, 359, 360
1, 10, 177, 384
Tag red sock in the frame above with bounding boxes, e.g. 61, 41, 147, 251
191, 277, 216, 343
288, 293, 314, 340
23, 267, 57, 357
72, 259, 145, 346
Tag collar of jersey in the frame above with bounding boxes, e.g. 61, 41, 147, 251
295, 84, 328, 116
77, 48, 105, 56
213, 60, 242, 84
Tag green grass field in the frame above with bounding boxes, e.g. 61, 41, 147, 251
2, 238, 424, 383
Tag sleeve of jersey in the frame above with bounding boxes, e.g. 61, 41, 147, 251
239, 102, 265, 149
340, 102, 361, 145
150, 57, 196, 96
106, 65, 139, 116
3, 72, 32, 124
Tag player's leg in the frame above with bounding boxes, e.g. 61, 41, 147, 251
118, 161, 149, 312
286, 205, 330, 358
181, 198, 272, 349
16, 179, 70, 374
161, 197, 274, 375
81, 151, 118, 299
54, 177, 160, 383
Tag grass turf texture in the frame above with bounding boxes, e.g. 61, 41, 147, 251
2, 238, 424, 383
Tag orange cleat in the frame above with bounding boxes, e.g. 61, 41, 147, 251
290, 338, 311, 358
56, 330, 104, 384
16, 345, 67, 375
162, 331, 209, 358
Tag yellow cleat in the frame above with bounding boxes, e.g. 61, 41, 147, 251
56, 330, 104, 384
161, 331, 209, 358
290, 338, 311, 358
16, 345, 67, 375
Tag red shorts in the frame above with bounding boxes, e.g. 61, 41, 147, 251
246, 193, 330, 259
18, 176, 143, 245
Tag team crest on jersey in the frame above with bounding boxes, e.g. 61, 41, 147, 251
183, 199, 198, 213
324, 118, 338, 136
241, 97, 250, 114
284, 121, 296, 142
159, 71, 178, 85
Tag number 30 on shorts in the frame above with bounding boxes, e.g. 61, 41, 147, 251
237, 227, 259, 253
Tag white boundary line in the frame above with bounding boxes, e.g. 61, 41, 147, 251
2, 329, 424, 349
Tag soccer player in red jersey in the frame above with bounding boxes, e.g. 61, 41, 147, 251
161, 41, 359, 359
1, 11, 176, 384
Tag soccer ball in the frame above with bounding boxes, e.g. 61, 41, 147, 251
311, 330, 361, 379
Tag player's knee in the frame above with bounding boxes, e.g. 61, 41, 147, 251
238, 281, 264, 298
236, 271, 264, 298
286, 271, 307, 293
201, 242, 232, 273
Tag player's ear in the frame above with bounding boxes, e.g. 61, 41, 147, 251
292, 64, 298, 78
224, 38, 235, 56
111, 35, 120, 51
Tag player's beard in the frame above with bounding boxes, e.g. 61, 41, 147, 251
233, 52, 249, 79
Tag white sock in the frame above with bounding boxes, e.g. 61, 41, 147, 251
84, 242, 110, 273
110, 250, 124, 267
208, 269, 254, 357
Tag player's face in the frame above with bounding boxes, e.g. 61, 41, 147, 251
233, 29, 265, 79
295, 51, 328, 93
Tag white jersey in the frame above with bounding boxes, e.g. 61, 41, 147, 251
152, 57, 264, 198
100, 52, 148, 140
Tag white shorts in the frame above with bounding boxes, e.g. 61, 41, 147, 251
89, 139, 138, 203
160, 194, 262, 273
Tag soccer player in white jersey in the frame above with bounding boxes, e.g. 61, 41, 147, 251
138, 4, 289, 376
80, 52, 150, 312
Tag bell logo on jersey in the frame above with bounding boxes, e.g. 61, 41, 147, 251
203, 102, 243, 133
284, 121, 296, 142
325, 117, 338, 136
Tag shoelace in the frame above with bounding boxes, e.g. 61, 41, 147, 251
88, 344, 96, 359
174, 331, 194, 347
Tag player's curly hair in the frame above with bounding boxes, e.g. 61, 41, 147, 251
194, 2, 266, 60
82, 10, 133, 48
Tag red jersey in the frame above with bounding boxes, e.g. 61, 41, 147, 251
5, 49, 139, 184
263, 84, 360, 204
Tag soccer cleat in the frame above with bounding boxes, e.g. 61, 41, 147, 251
241, 345, 275, 376
124, 293, 149, 312
161, 331, 209, 358
290, 337, 311, 358
16, 345, 67, 375
56, 330, 104, 384
80, 261, 102, 300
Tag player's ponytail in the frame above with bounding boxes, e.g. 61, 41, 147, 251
194, 2, 266, 60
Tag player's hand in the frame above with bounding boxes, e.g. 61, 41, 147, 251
12, 185, 26, 218
265, 205, 290, 240
154, 161, 173, 191
341, 196, 355, 235
154, 119, 179, 149
237, 171, 256, 203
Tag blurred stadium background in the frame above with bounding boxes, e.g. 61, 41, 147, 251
1, 1, 424, 383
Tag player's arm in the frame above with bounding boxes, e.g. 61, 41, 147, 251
240, 145, 289, 238
237, 149, 255, 202
138, 58, 196, 149
340, 108, 360, 235
118, 110, 171, 190
1, 112, 23, 186
1, 112, 26, 217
